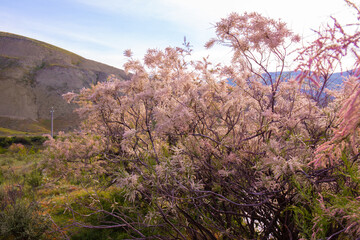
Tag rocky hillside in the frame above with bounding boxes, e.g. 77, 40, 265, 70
0, 32, 129, 134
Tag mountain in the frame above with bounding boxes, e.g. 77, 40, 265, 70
227, 71, 347, 89
267, 71, 347, 89
0, 32, 129, 135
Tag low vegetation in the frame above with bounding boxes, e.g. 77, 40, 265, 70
0, 121, 53, 137
0, 142, 158, 239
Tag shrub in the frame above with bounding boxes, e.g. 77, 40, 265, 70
0, 201, 50, 240
0, 137, 14, 148
26, 168, 43, 188
29, 136, 47, 145
46, 2, 360, 239
0, 186, 51, 240
8, 143, 26, 153
12, 136, 32, 146
0, 136, 47, 149
0, 146, 6, 154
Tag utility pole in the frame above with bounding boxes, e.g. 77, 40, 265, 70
50, 107, 54, 138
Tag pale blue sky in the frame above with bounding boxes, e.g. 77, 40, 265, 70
0, 0, 355, 69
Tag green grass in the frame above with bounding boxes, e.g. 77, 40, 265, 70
0, 120, 51, 137
0, 127, 49, 136
0, 138, 152, 239
0, 117, 77, 137
0, 127, 30, 136
0, 146, 123, 239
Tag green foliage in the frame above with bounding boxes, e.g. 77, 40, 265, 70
0, 137, 15, 148
0, 136, 47, 148
0, 201, 50, 240
26, 168, 43, 188
0, 186, 51, 240
0, 146, 6, 154
12, 136, 32, 146
48, 187, 163, 239
0, 170, 4, 185
30, 136, 47, 145
285, 150, 360, 239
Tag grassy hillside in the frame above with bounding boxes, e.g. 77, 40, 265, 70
0, 32, 128, 134
0, 32, 83, 61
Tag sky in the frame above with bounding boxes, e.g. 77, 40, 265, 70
0, 0, 357, 69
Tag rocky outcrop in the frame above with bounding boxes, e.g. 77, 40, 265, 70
0, 32, 129, 132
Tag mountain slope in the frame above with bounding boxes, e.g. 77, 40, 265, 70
0, 32, 129, 134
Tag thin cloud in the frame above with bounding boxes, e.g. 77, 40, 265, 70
1, 0, 355, 69
72, 0, 351, 34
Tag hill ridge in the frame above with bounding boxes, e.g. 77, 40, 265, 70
0, 32, 128, 134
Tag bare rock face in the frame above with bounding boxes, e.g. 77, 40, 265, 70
0, 32, 129, 132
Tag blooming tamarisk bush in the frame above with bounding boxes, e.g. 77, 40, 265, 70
45, 2, 360, 239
